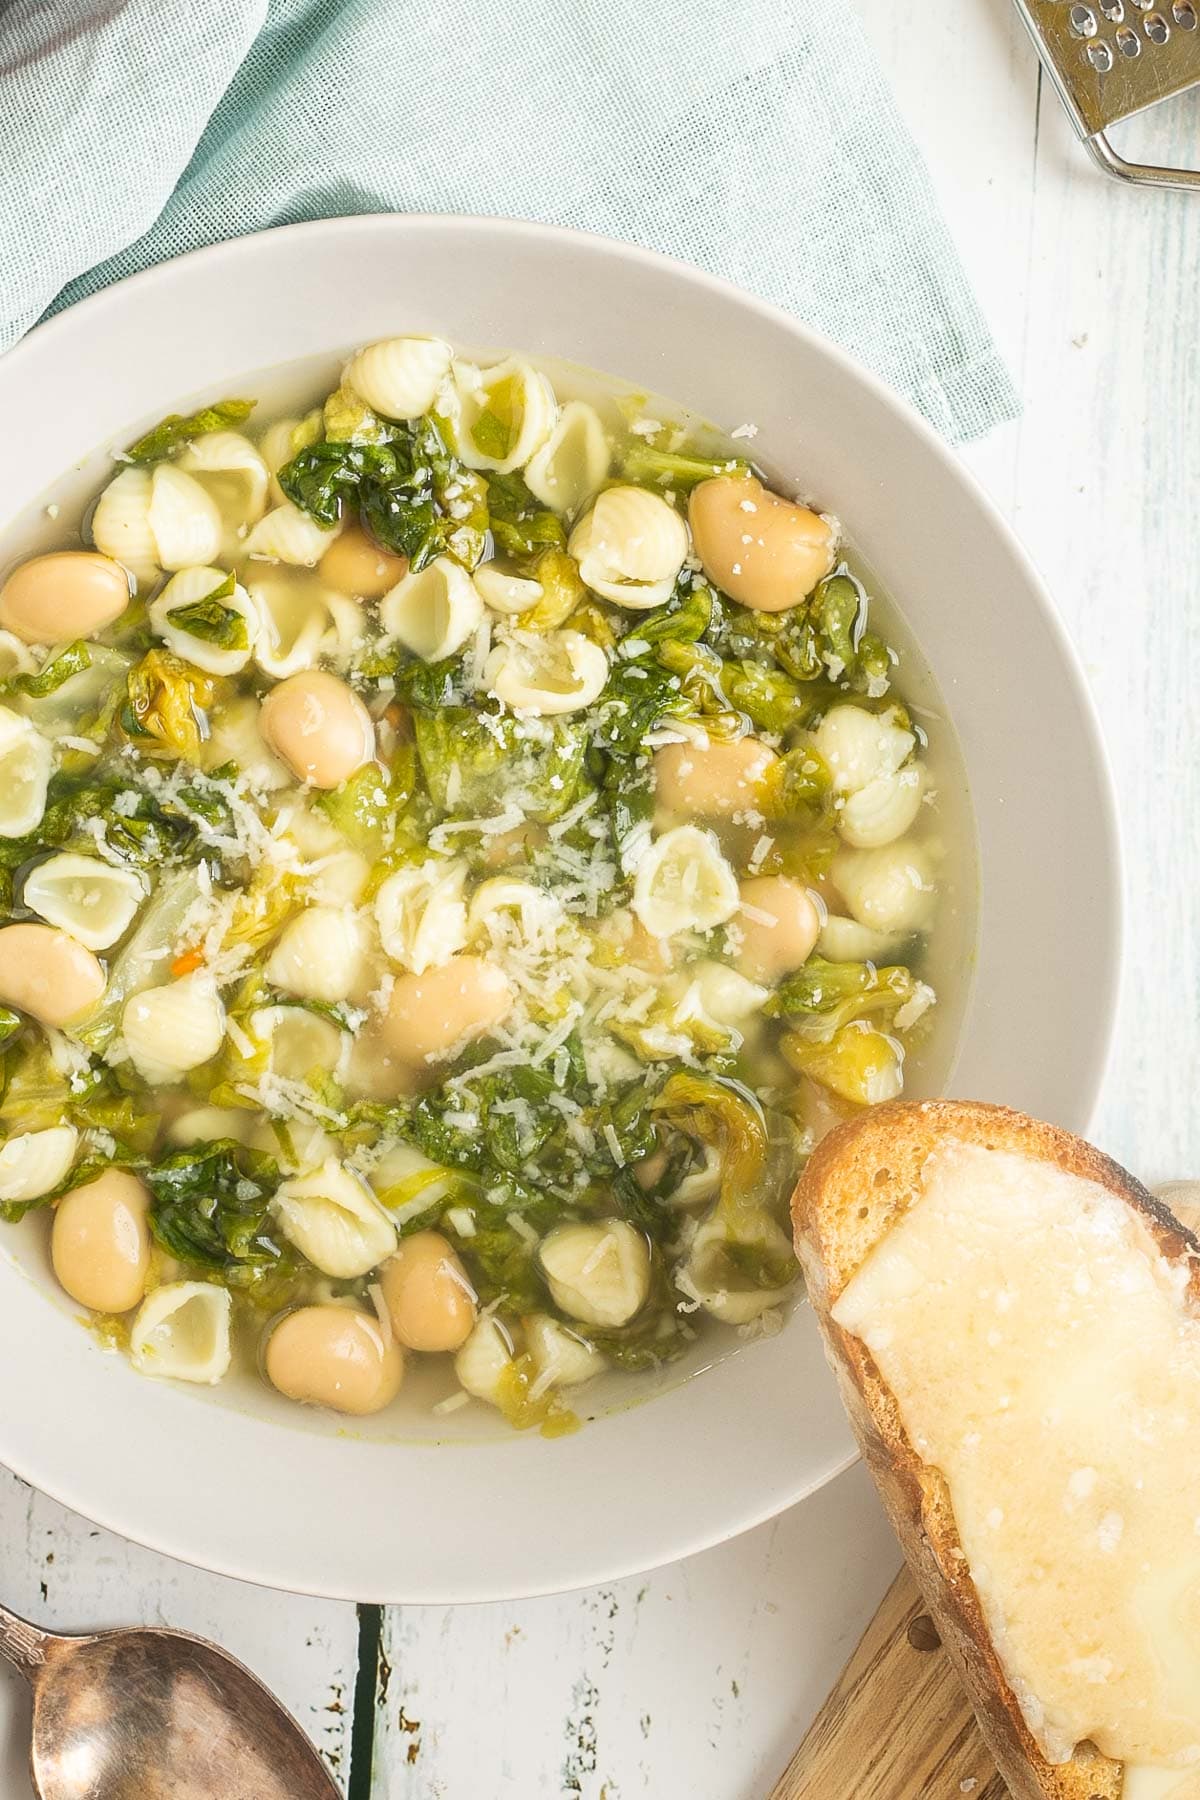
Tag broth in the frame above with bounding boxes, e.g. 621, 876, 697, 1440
0, 337, 976, 1438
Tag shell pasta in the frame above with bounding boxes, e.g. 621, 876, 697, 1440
0, 338, 960, 1435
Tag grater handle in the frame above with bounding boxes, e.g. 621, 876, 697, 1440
1085, 131, 1200, 190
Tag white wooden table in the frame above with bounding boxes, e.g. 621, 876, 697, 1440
2, 8, 1198, 1795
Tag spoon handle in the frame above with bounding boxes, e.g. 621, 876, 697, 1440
0, 1603, 50, 1680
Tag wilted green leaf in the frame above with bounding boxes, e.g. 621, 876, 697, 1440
125, 399, 255, 464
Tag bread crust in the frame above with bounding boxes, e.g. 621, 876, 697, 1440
792, 1098, 1200, 1800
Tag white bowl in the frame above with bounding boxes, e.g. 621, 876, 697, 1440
0, 217, 1120, 1601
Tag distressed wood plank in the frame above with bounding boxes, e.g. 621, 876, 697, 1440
1001, 82, 1200, 1181
372, 1461, 896, 1799
0, 1467, 359, 1797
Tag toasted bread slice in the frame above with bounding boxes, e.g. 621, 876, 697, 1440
792, 1098, 1200, 1800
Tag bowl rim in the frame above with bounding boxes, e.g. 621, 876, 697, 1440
0, 213, 1123, 1598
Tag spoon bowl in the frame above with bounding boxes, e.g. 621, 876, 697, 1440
1, 1603, 342, 1800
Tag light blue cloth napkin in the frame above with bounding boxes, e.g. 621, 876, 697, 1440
1, 0, 1017, 441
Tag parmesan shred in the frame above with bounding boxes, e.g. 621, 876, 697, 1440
234, 1075, 343, 1125
224, 1017, 257, 1060
602, 1122, 626, 1168
738, 901, 779, 927
580, 1231, 616, 1278
428, 805, 524, 852
527, 1364, 557, 1403
546, 791, 599, 840
368, 1282, 395, 1351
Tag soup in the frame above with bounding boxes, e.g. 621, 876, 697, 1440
0, 337, 970, 1434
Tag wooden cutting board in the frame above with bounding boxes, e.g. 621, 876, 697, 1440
768, 1568, 1008, 1799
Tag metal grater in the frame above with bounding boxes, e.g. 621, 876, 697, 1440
1012, 0, 1200, 187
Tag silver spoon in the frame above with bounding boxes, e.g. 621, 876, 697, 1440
0, 1599, 344, 1799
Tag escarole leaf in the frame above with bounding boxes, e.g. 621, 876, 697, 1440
323, 385, 389, 445
359, 482, 436, 571
118, 649, 216, 762
317, 744, 417, 859
70, 1082, 161, 1156
761, 745, 834, 826
413, 706, 587, 823
516, 549, 587, 633
651, 1071, 769, 1232
652, 640, 744, 739
144, 1139, 287, 1285
619, 443, 751, 491
0, 641, 92, 699
622, 582, 714, 647
714, 600, 824, 685
485, 471, 565, 560
721, 660, 815, 735
125, 399, 256, 464
392, 653, 468, 709
31, 777, 199, 870
280, 416, 466, 571
767, 957, 917, 1041
812, 568, 892, 695
164, 571, 248, 650
592, 587, 748, 757
589, 655, 687, 758
813, 570, 861, 676
218, 868, 301, 956
443, 1192, 561, 1313
279, 438, 399, 528
600, 754, 654, 871
0, 1040, 72, 1136
782, 1024, 904, 1108
490, 1359, 580, 1437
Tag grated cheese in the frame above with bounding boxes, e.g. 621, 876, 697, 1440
738, 901, 779, 928
46, 1029, 94, 1081
367, 1282, 395, 1351
893, 983, 936, 1032
225, 1017, 257, 1060
428, 805, 525, 852
234, 1074, 343, 1125
546, 791, 599, 840
527, 1364, 557, 1403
